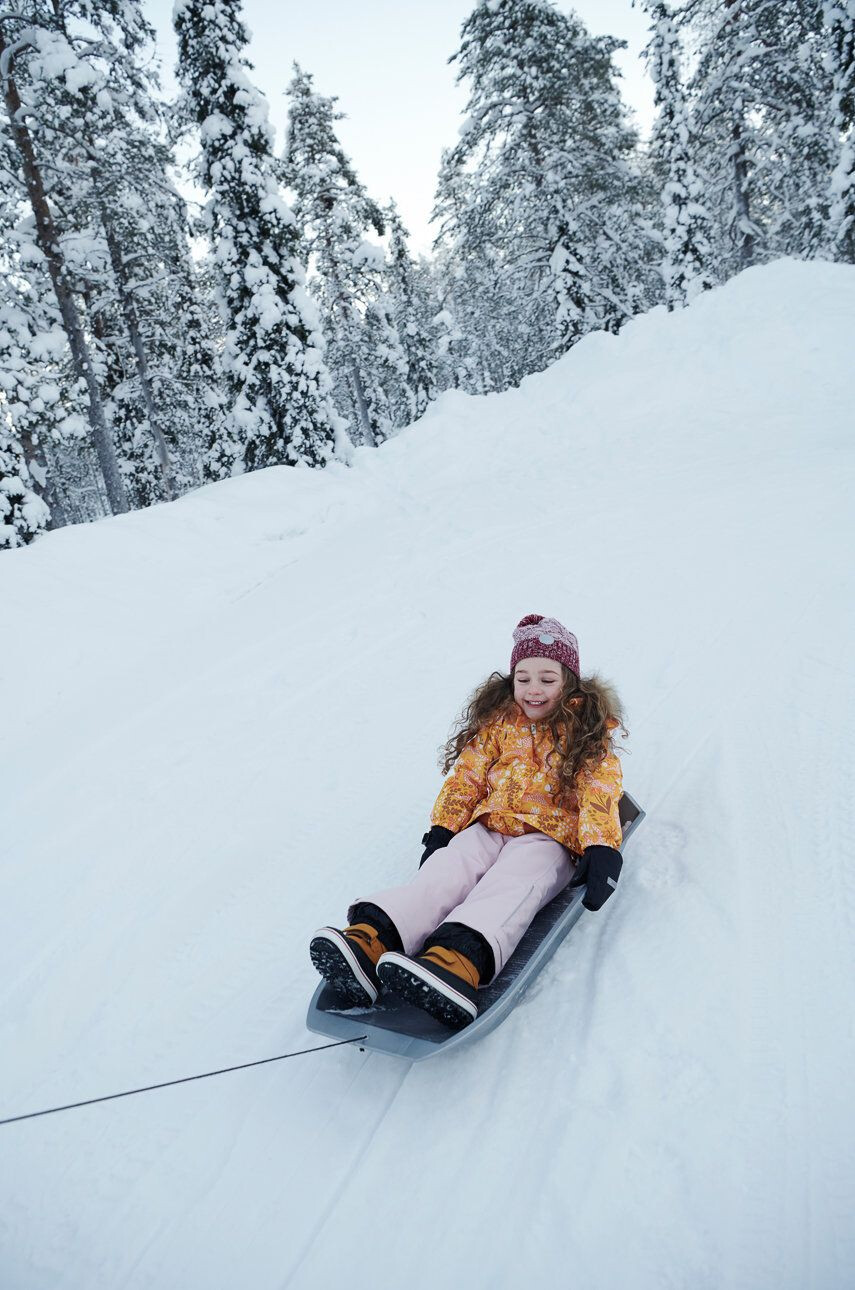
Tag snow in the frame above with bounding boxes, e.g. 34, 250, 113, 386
199, 112, 235, 144
64, 62, 99, 95
1, 259, 854, 1288
28, 328, 67, 361
351, 238, 386, 270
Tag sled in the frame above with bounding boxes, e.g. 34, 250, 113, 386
306, 792, 645, 1061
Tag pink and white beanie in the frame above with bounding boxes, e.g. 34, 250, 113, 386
510, 613, 580, 678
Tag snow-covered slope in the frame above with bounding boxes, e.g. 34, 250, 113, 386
1, 260, 853, 1290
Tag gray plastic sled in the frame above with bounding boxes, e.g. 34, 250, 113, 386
306, 792, 645, 1061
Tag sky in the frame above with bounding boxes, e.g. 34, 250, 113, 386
146, 0, 657, 255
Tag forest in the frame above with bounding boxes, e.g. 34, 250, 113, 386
1, 0, 853, 547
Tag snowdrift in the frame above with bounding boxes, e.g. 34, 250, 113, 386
1, 259, 853, 1289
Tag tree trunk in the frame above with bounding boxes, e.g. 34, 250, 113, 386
723, 0, 755, 270
731, 116, 755, 268
0, 33, 127, 514
347, 360, 376, 447
98, 202, 176, 499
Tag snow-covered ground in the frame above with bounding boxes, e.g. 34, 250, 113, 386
1, 259, 853, 1290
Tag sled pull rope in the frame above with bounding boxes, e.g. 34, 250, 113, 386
0, 1035, 368, 1128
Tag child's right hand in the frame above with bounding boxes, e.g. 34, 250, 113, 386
420, 825, 455, 868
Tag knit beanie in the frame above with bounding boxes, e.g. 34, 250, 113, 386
510, 613, 580, 678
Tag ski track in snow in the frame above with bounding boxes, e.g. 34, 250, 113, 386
1, 261, 854, 1289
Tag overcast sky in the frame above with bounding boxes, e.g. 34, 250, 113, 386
147, 0, 656, 254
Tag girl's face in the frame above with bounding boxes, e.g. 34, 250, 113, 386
513, 657, 564, 721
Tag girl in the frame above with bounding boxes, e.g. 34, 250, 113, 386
310, 614, 626, 1031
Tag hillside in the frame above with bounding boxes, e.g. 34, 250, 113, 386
1, 258, 853, 1290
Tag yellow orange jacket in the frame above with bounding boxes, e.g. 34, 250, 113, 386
430, 708, 623, 853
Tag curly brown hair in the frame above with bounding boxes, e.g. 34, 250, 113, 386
440, 667, 626, 788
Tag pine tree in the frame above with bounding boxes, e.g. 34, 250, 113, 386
0, 133, 71, 529
384, 202, 439, 421
355, 299, 403, 442
283, 64, 403, 445
681, 0, 764, 273
0, 10, 128, 514
683, 0, 836, 271
174, 2, 343, 474
758, 1, 837, 259
644, 1, 715, 306
80, 132, 183, 506
826, 0, 855, 260
0, 424, 49, 549
0, 284, 62, 536
1, 1, 222, 517
425, 248, 475, 392
433, 0, 645, 374
168, 247, 229, 485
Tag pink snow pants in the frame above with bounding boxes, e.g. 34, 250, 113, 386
351, 823, 576, 980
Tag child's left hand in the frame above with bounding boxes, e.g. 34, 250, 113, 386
579, 845, 623, 911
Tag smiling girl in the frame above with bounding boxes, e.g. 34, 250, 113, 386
310, 614, 626, 1030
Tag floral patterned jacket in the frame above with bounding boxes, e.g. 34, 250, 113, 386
430, 708, 623, 853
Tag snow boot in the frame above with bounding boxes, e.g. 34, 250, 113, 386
310, 923, 388, 1008
376, 945, 480, 1030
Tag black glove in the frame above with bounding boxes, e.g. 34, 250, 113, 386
576, 844, 623, 911
420, 825, 455, 868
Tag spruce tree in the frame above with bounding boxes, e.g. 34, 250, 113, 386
0, 426, 49, 549
425, 249, 475, 392
283, 64, 401, 445
174, 2, 343, 473
758, 1, 837, 259
433, 0, 644, 374
1, 1, 220, 516
681, 0, 763, 273
0, 137, 69, 529
644, 1, 715, 306
384, 202, 439, 421
683, 0, 836, 270
0, 11, 128, 514
0, 284, 64, 536
168, 248, 229, 484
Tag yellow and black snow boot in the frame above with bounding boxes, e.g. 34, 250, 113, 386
309, 923, 388, 1008
376, 945, 480, 1030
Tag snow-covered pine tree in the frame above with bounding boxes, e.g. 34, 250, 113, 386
423, 247, 476, 392
0, 132, 64, 530
283, 64, 403, 446
359, 295, 410, 440
1, 2, 220, 516
174, 2, 343, 474
0, 284, 86, 528
756, 1, 837, 260
826, 0, 855, 260
0, 281, 61, 538
683, 0, 764, 273
165, 238, 229, 485
50, 0, 227, 503
436, 242, 536, 392
74, 126, 185, 507
384, 202, 439, 422
64, 2, 188, 504
433, 0, 645, 375
683, 0, 836, 272
644, 1, 715, 307
0, 422, 49, 549
0, 11, 128, 514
